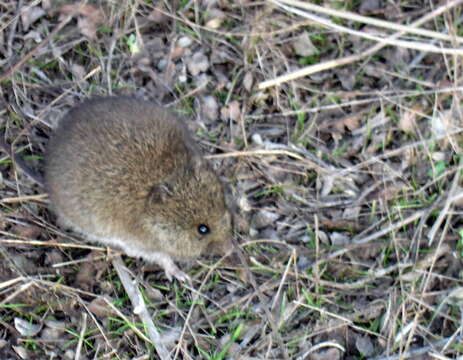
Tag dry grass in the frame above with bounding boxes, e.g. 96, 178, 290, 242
1, 0, 463, 359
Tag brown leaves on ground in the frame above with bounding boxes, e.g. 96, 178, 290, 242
1, 0, 462, 358
58, 3, 104, 39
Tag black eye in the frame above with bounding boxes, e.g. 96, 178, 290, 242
197, 224, 210, 235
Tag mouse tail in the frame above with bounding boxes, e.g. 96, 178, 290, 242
0, 137, 44, 186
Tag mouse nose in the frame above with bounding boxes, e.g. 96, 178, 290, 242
206, 239, 233, 256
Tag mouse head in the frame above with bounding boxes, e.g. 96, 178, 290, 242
142, 157, 233, 259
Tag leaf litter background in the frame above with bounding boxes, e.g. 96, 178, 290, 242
0, 0, 463, 359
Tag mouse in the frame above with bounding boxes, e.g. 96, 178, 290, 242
43, 96, 233, 281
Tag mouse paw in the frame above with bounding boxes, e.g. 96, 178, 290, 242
165, 266, 190, 282
145, 251, 190, 282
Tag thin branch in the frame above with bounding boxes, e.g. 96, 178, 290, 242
0, 2, 83, 81
370, 334, 463, 360
275, 2, 463, 55
273, 0, 463, 44
427, 156, 463, 245
313, 210, 426, 268
259, 0, 463, 89
112, 256, 172, 360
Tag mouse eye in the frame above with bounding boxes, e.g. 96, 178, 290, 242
197, 224, 210, 235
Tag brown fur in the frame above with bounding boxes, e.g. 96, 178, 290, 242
45, 97, 232, 263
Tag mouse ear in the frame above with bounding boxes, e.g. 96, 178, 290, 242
148, 182, 174, 203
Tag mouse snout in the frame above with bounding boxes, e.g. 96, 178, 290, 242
206, 239, 233, 256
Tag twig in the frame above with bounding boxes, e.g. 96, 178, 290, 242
293, 300, 382, 338
1, 281, 34, 305
249, 254, 413, 290
174, 253, 234, 358
0, 2, 83, 81
297, 341, 346, 360
313, 210, 426, 268
247, 86, 463, 119
232, 237, 290, 360
0, 238, 105, 251
370, 334, 463, 360
6, 0, 23, 59
1, 194, 47, 204
74, 313, 87, 360
206, 149, 327, 174
259, 0, 463, 89
272, 0, 463, 44
78, 300, 121, 360
274, 2, 463, 55
112, 255, 172, 360
427, 157, 463, 245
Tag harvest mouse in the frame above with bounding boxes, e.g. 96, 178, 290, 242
43, 96, 233, 281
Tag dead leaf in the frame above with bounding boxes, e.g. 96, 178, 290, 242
320, 174, 335, 196
400, 104, 423, 133
243, 71, 253, 92
23, 30, 42, 43
356, 335, 375, 357
359, 0, 382, 14
206, 18, 223, 29
148, 7, 169, 24
170, 46, 185, 59
432, 110, 452, 140
74, 252, 109, 291
14, 318, 41, 337
70, 62, 85, 81
337, 68, 356, 90
77, 13, 99, 39
343, 114, 361, 131
292, 31, 318, 57
13, 346, 30, 360
11, 223, 42, 239
205, 9, 225, 29
330, 232, 349, 246
21, 6, 46, 31
228, 101, 241, 122
88, 295, 117, 318
59, 4, 103, 39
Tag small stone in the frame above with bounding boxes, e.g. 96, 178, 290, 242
243, 72, 253, 92
157, 58, 168, 70
201, 95, 219, 123
431, 152, 446, 161
64, 349, 75, 360
178, 36, 192, 48
251, 133, 263, 145
249, 227, 258, 237
187, 52, 209, 76
206, 18, 223, 29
